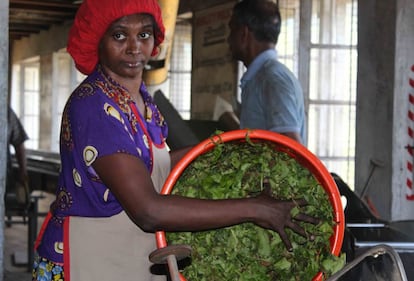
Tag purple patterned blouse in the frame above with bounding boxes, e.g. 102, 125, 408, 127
36, 65, 168, 263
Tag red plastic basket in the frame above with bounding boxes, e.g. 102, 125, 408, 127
156, 129, 345, 281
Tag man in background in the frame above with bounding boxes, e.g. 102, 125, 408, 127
227, 0, 306, 144
6, 106, 29, 205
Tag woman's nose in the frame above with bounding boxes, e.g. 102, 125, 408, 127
126, 38, 141, 54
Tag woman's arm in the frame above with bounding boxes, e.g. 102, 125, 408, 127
92, 153, 317, 250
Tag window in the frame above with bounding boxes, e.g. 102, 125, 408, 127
278, 0, 301, 74
11, 58, 40, 150
307, 0, 358, 188
168, 19, 192, 120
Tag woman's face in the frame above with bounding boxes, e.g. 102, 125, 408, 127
99, 13, 155, 81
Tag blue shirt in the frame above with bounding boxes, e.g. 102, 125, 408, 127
239, 49, 306, 144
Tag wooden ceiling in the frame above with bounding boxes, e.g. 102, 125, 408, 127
9, 0, 80, 41
8, 0, 226, 42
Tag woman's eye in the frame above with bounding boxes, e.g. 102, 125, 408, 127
139, 32, 151, 39
113, 33, 126, 40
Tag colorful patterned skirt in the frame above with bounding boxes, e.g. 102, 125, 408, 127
32, 254, 64, 281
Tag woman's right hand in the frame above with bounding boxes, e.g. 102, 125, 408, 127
252, 184, 320, 251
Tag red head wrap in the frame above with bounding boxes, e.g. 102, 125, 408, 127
67, 0, 165, 75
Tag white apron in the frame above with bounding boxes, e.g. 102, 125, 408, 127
67, 144, 171, 281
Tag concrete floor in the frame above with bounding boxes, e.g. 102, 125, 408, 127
3, 191, 55, 281
4, 223, 33, 281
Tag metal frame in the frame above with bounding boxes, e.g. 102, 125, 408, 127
327, 244, 408, 281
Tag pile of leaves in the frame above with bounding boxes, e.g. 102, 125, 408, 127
167, 135, 345, 281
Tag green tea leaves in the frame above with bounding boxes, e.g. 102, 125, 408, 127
167, 138, 344, 280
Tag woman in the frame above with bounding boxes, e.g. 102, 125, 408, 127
32, 0, 317, 280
